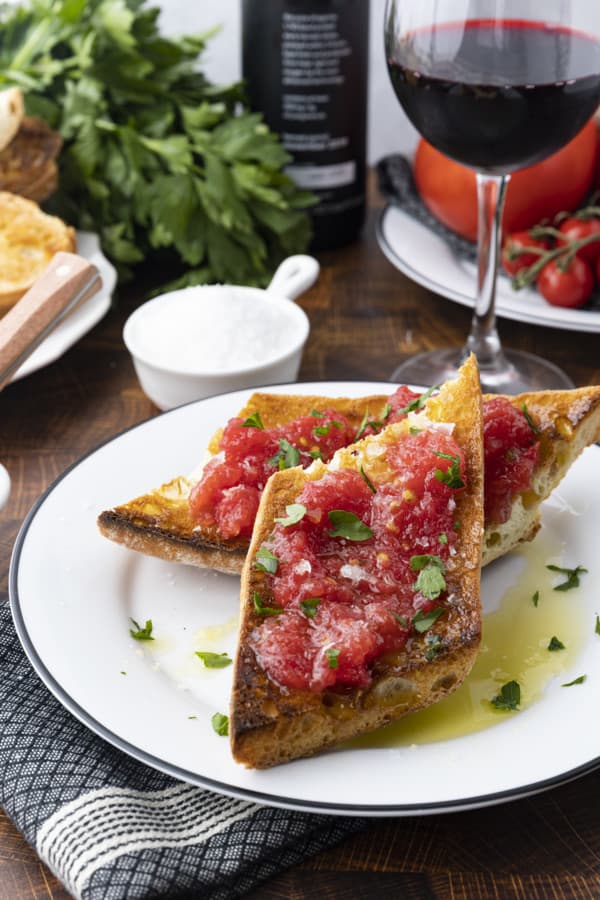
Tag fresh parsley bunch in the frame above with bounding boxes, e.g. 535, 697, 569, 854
0, 0, 314, 287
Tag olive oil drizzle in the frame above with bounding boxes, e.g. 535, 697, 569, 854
349, 535, 587, 749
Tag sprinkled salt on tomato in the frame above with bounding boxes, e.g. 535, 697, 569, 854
251, 430, 465, 692
483, 398, 539, 526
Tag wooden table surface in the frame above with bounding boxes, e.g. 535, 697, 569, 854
1, 174, 599, 899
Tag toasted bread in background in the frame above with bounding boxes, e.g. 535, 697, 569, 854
0, 116, 62, 203
482, 386, 600, 564
97, 393, 389, 574
0, 87, 24, 152
97, 385, 600, 575
230, 355, 483, 768
0, 192, 76, 314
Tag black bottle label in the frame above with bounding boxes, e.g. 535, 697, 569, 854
242, 0, 369, 248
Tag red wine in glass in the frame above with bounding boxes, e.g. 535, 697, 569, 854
388, 20, 600, 173
384, 4, 600, 393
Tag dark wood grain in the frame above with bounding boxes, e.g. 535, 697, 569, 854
0, 172, 598, 899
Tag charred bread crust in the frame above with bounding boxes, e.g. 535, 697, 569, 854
230, 355, 484, 768
481, 385, 600, 565
97, 394, 390, 573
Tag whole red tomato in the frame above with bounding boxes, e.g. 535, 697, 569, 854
502, 231, 550, 277
558, 216, 600, 263
414, 119, 598, 242
537, 257, 594, 308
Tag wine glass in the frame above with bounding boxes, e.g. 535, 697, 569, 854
384, 1, 600, 392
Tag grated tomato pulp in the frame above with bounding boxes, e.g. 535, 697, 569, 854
483, 397, 540, 526
188, 386, 423, 539
251, 429, 466, 692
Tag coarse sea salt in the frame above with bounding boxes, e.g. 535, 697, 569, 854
132, 287, 299, 373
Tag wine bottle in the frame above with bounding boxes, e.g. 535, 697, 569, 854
242, 0, 370, 250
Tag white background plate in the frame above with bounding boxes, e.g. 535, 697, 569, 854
10, 231, 117, 382
9, 382, 600, 815
378, 205, 600, 333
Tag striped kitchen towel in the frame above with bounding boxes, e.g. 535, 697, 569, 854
0, 604, 364, 899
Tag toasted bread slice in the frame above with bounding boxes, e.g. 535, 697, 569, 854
98, 385, 600, 573
0, 115, 62, 203
230, 356, 483, 768
482, 386, 600, 565
0, 192, 76, 314
98, 393, 390, 574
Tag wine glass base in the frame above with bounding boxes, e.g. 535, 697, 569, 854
391, 348, 575, 394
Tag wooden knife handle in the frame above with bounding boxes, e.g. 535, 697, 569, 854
0, 252, 102, 390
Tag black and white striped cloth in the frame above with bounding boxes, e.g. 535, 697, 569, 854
0, 604, 364, 899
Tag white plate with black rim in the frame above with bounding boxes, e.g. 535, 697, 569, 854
377, 205, 600, 333
9, 381, 600, 815
9, 231, 117, 383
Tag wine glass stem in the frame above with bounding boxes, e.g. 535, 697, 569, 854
465, 172, 511, 367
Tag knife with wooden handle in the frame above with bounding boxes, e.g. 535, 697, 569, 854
0, 251, 102, 390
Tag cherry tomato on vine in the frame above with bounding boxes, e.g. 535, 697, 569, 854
557, 216, 600, 263
502, 232, 550, 277
536, 256, 594, 308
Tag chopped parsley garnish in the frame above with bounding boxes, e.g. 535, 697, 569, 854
433, 452, 465, 489
310, 409, 325, 417
595, 614, 600, 636
241, 412, 264, 430
396, 384, 440, 415
254, 546, 279, 574
195, 651, 232, 668
326, 647, 340, 669
521, 403, 541, 435
438, 532, 448, 545
355, 403, 392, 439
547, 636, 565, 652
410, 555, 447, 600
327, 510, 373, 541
120, 671, 127, 675
532, 590, 540, 608
424, 632, 442, 661
546, 564, 588, 592
129, 618, 155, 641
491, 680, 521, 711
453, 520, 460, 531
393, 613, 409, 629
309, 448, 323, 460
188, 715, 197, 720
314, 424, 330, 436
562, 675, 586, 687
360, 465, 377, 494
211, 712, 229, 736
301, 597, 321, 618
253, 591, 282, 617
269, 438, 300, 470
275, 503, 306, 526
409, 426, 422, 435
412, 607, 445, 633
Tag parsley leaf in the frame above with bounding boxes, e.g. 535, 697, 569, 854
521, 403, 541, 435
547, 636, 565, 652
396, 384, 440, 415
410, 555, 447, 600
254, 546, 279, 574
546, 564, 588, 591
393, 613, 409, 629
595, 614, 600, 636
275, 503, 306, 526
412, 607, 445, 633
327, 510, 373, 541
269, 438, 300, 470
433, 452, 465, 489
253, 591, 282, 617
532, 590, 540, 607
326, 647, 340, 669
314, 424, 330, 436
242, 412, 265, 430
309, 448, 323, 460
438, 532, 448, 545
355, 403, 392, 440
211, 712, 229, 736
491, 680, 521, 711
129, 618, 154, 641
310, 409, 325, 417
195, 651, 232, 668
424, 632, 442, 661
562, 675, 586, 687
301, 597, 321, 618
360, 465, 377, 494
